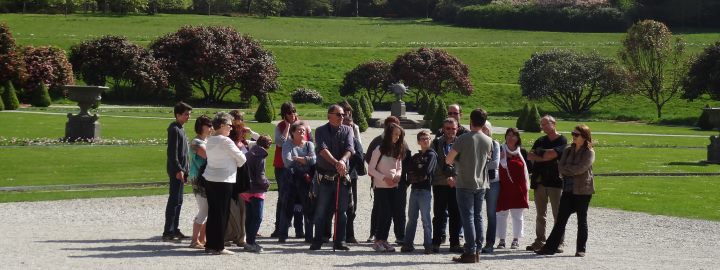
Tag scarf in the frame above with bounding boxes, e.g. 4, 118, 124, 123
500, 143, 530, 188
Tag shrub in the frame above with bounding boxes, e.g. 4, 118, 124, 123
255, 94, 275, 123
151, 26, 279, 104
20, 45, 74, 101
340, 60, 393, 105
417, 91, 429, 114
516, 103, 530, 130
524, 104, 542, 132
431, 100, 448, 135
424, 98, 438, 122
455, 4, 627, 32
0, 90, 4, 110
697, 105, 713, 131
2, 81, 19, 110
348, 98, 368, 132
31, 83, 52, 107
519, 49, 629, 114
291, 88, 324, 104
360, 93, 373, 121
392, 47, 473, 105
69, 36, 169, 101
682, 41, 720, 102
0, 23, 21, 86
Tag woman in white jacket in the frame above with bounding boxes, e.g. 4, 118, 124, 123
203, 112, 247, 255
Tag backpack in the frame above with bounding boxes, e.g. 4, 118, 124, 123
406, 150, 435, 185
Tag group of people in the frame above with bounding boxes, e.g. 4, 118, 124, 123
161, 101, 596, 263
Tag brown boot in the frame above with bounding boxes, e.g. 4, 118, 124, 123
452, 252, 478, 263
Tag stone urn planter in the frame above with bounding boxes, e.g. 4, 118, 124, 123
703, 107, 720, 163
64, 85, 106, 142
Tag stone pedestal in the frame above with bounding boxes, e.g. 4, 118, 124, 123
704, 107, 720, 164
391, 100, 406, 119
708, 136, 720, 164
64, 85, 106, 142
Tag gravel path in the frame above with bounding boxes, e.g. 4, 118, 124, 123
1, 183, 718, 269
2, 112, 718, 269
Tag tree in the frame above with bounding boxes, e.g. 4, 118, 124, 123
391, 47, 473, 105
417, 91, 429, 114
20, 45, 75, 101
252, 0, 285, 16
69, 36, 169, 100
431, 99, 448, 135
520, 49, 629, 114
340, 60, 393, 105
2, 81, 20, 110
151, 26, 279, 104
682, 41, 720, 101
619, 20, 686, 118
255, 94, 274, 123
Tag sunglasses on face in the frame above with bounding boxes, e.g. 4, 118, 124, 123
571, 131, 581, 137
329, 113, 346, 118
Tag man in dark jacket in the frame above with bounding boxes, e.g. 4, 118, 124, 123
163, 102, 192, 241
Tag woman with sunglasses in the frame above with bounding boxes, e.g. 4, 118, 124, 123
536, 124, 595, 257
189, 115, 212, 249
280, 122, 317, 243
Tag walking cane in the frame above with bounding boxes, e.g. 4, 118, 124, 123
332, 175, 340, 252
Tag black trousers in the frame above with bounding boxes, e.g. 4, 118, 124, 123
544, 192, 592, 253
346, 176, 358, 240
373, 188, 396, 241
392, 182, 407, 241
205, 181, 234, 251
432, 185, 461, 246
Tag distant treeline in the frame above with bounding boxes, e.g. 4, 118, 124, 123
2, 0, 720, 30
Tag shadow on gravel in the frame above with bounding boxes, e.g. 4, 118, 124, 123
65, 244, 203, 259
39, 238, 153, 244
334, 261, 453, 267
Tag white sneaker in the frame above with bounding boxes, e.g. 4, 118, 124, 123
213, 249, 235, 255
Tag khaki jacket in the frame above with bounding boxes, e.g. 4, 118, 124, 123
558, 145, 595, 195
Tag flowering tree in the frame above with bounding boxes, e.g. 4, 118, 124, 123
391, 47, 473, 104
69, 36, 168, 99
20, 45, 75, 99
151, 26, 279, 103
0, 23, 21, 85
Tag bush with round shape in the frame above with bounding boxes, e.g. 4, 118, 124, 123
291, 88, 324, 104
255, 94, 275, 123
348, 98, 368, 132
524, 104, 542, 132
2, 81, 20, 110
431, 100, 448, 135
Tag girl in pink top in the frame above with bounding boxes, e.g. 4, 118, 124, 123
368, 123, 406, 252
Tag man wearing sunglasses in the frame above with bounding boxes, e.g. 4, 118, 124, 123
525, 115, 568, 252
439, 104, 470, 136
310, 105, 355, 251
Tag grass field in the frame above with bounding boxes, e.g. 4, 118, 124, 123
1, 14, 720, 221
2, 14, 720, 123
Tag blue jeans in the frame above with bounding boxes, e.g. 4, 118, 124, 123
163, 175, 184, 235
404, 189, 432, 248
313, 180, 349, 245
245, 197, 264, 245
484, 181, 500, 248
456, 188, 487, 254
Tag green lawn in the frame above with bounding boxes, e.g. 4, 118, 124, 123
592, 176, 720, 221
3, 14, 720, 123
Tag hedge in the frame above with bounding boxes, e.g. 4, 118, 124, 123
456, 4, 628, 32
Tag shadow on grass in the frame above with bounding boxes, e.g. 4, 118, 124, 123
666, 161, 710, 167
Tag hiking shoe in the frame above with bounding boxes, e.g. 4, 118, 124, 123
243, 243, 263, 253
452, 252, 478, 263
481, 246, 494, 254
526, 241, 543, 251
174, 231, 189, 240
575, 252, 586, 257
496, 240, 506, 249
382, 241, 396, 252
400, 245, 415, 253
372, 242, 386, 252
510, 240, 519, 249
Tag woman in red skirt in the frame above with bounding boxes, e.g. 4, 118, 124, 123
495, 127, 530, 249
